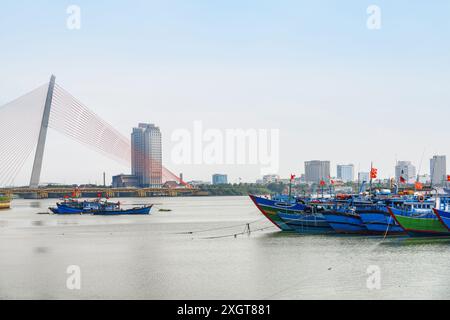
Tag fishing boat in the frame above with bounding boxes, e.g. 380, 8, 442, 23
278, 207, 334, 235
322, 208, 368, 234
91, 203, 153, 215
358, 199, 406, 235
430, 198, 450, 231
0, 196, 11, 209
50, 199, 104, 214
388, 197, 450, 237
249, 194, 308, 231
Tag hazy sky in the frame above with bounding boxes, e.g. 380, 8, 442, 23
1, 0, 449, 185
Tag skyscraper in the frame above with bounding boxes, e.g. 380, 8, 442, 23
337, 164, 354, 182
304, 160, 330, 183
131, 123, 162, 188
395, 161, 416, 184
430, 155, 447, 186
358, 172, 370, 183
212, 174, 228, 185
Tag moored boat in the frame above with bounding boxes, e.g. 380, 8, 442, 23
358, 200, 405, 235
388, 198, 450, 237
249, 194, 308, 231
278, 208, 334, 235
0, 196, 11, 209
92, 205, 152, 215
430, 198, 450, 231
322, 209, 368, 234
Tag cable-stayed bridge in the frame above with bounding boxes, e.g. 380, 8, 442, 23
0, 75, 191, 196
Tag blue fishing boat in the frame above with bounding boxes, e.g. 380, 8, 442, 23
278, 210, 334, 234
322, 208, 368, 234
50, 199, 104, 214
321, 197, 375, 234
358, 199, 406, 235
433, 207, 450, 231
50, 198, 152, 215
92, 205, 152, 215
249, 194, 308, 231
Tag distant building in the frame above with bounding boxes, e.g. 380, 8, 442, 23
358, 172, 370, 183
417, 174, 430, 184
395, 161, 416, 184
304, 160, 330, 183
162, 181, 180, 189
131, 123, 162, 188
112, 174, 139, 188
187, 180, 211, 186
430, 155, 447, 186
262, 174, 280, 184
337, 164, 354, 182
212, 174, 228, 185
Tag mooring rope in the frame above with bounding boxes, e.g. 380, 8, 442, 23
174, 217, 267, 235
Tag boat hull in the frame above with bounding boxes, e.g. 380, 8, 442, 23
322, 211, 369, 234
278, 212, 334, 234
432, 209, 450, 231
249, 195, 307, 231
388, 207, 450, 237
0, 201, 11, 209
359, 210, 405, 235
50, 206, 83, 214
92, 206, 152, 215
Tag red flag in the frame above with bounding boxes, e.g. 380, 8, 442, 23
370, 168, 378, 179
64, 195, 69, 199
97, 193, 102, 198
399, 176, 406, 184
415, 182, 423, 190
447, 175, 450, 182
290, 174, 296, 181
71, 192, 76, 198
320, 180, 326, 186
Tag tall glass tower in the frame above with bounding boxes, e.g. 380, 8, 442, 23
131, 123, 162, 188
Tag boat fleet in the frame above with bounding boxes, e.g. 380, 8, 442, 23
249, 191, 450, 237
49, 198, 153, 215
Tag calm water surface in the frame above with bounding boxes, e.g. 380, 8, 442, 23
1, 196, 450, 299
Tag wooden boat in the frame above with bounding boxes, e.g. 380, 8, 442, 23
92, 205, 152, 215
358, 200, 405, 235
278, 210, 334, 234
249, 194, 308, 231
0, 196, 11, 209
388, 198, 450, 237
50, 198, 152, 215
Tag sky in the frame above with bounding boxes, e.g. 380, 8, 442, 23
1, 0, 450, 185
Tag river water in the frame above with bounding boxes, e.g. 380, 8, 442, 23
1, 196, 450, 300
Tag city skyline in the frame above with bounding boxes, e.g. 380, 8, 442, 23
1, 1, 450, 185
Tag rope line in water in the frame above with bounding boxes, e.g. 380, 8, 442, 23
175, 217, 266, 235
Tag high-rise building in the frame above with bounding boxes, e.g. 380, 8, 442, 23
212, 174, 228, 185
395, 161, 416, 184
358, 172, 370, 183
430, 155, 447, 186
262, 174, 280, 184
337, 164, 354, 182
131, 123, 162, 188
304, 160, 330, 183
